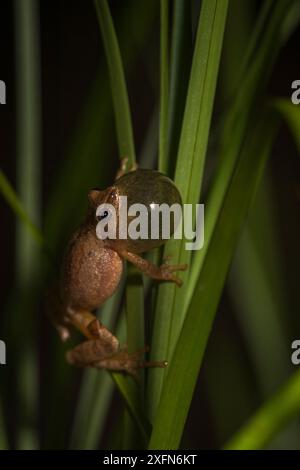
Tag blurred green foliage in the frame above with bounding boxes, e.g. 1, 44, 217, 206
0, 0, 300, 450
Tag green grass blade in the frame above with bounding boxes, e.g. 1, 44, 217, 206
186, 0, 299, 312
229, 170, 297, 398
70, 295, 152, 448
70, 110, 158, 450
221, 0, 272, 102
167, 0, 192, 176
139, 107, 159, 169
94, 0, 136, 167
70, 370, 111, 449
224, 369, 300, 450
149, 109, 279, 450
273, 98, 300, 151
204, 327, 256, 446
45, 0, 157, 255
229, 222, 300, 448
220, 0, 254, 101
123, 266, 146, 449
0, 170, 44, 248
0, 400, 8, 450
44, 77, 113, 256
147, 0, 228, 422
281, 0, 300, 41
64, 4, 158, 448
229, 226, 291, 392
159, 0, 169, 173
111, 373, 151, 443
14, 0, 42, 449
69, 287, 123, 449
202, 0, 254, 444
95, 0, 151, 447
168, 0, 229, 350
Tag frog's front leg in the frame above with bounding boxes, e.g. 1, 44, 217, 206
117, 249, 187, 287
66, 310, 166, 377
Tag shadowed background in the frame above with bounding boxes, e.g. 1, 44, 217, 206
0, 0, 300, 450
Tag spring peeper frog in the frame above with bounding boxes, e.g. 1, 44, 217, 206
50, 162, 187, 376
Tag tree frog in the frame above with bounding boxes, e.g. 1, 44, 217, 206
50, 162, 187, 376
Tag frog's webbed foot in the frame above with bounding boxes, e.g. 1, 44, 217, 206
156, 263, 188, 287
115, 157, 138, 180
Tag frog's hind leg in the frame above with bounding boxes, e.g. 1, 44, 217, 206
66, 310, 166, 377
67, 339, 167, 378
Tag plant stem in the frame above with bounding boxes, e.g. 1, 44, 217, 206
159, 0, 169, 173
167, 0, 192, 177
14, 0, 42, 449
148, 0, 228, 422
94, 0, 136, 168
0, 400, 8, 450
149, 109, 278, 450
224, 369, 300, 450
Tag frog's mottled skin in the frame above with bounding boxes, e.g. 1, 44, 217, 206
51, 166, 187, 376
61, 225, 123, 311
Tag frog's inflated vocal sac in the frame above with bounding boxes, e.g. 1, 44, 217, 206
50, 164, 187, 376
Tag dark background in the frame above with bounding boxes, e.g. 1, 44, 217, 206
0, 0, 300, 449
